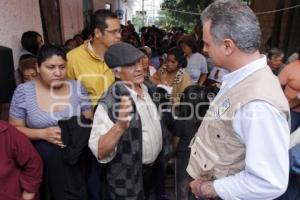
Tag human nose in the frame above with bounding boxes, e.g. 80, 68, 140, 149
53, 67, 62, 76
115, 31, 121, 40
203, 45, 209, 55
135, 62, 143, 71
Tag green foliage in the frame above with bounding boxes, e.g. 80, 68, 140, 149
159, 0, 207, 32
132, 16, 144, 32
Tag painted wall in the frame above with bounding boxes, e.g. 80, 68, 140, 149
0, 0, 134, 70
251, 0, 277, 51
60, 0, 84, 42
92, 0, 133, 24
93, 0, 117, 11
0, 0, 43, 69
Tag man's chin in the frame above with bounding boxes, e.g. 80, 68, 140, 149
132, 77, 144, 86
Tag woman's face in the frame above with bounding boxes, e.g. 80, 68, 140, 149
37, 55, 67, 89
22, 68, 37, 82
180, 43, 192, 57
142, 55, 150, 72
166, 54, 179, 72
37, 36, 44, 49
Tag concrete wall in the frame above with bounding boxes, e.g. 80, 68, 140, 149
92, 0, 133, 24
60, 0, 84, 42
0, 0, 133, 69
0, 0, 43, 69
251, 0, 277, 51
93, 0, 117, 11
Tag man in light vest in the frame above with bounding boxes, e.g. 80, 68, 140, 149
187, 1, 290, 199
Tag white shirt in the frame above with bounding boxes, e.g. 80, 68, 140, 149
88, 84, 163, 164
208, 66, 229, 83
186, 52, 208, 84
212, 56, 290, 200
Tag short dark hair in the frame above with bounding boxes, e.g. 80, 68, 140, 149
91, 9, 118, 36
178, 35, 197, 53
19, 58, 37, 72
37, 44, 66, 66
177, 85, 209, 122
167, 47, 187, 68
296, 47, 300, 58
267, 48, 284, 60
21, 31, 42, 55
81, 27, 92, 40
139, 47, 149, 58
201, 0, 261, 53
64, 39, 75, 46
18, 58, 37, 83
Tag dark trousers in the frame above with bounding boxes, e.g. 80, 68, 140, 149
143, 154, 168, 200
291, 110, 300, 132
86, 151, 102, 200
175, 156, 190, 200
275, 175, 300, 200
143, 164, 155, 200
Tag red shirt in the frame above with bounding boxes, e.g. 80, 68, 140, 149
0, 121, 43, 199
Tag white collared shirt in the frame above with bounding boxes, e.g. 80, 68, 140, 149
88, 84, 162, 164
207, 66, 229, 83
212, 56, 290, 199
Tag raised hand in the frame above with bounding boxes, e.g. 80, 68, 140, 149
116, 96, 133, 131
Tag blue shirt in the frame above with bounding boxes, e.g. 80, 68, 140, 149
9, 80, 91, 161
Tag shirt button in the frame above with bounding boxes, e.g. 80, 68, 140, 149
194, 152, 197, 155
217, 134, 220, 138
204, 164, 207, 168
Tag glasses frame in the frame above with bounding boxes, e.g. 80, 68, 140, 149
104, 28, 122, 35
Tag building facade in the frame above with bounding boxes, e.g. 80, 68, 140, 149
0, 0, 134, 69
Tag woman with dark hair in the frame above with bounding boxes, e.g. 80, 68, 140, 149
179, 35, 208, 85
151, 47, 192, 104
139, 46, 156, 78
9, 44, 93, 199
171, 85, 210, 200
19, 31, 43, 61
18, 57, 38, 83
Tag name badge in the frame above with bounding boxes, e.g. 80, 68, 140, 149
219, 99, 230, 115
215, 99, 230, 119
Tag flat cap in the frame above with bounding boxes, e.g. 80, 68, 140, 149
104, 42, 145, 68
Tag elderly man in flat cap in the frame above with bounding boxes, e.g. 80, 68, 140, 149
89, 42, 169, 200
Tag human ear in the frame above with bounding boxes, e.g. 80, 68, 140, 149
94, 28, 103, 38
35, 63, 40, 73
223, 39, 235, 55
113, 70, 121, 79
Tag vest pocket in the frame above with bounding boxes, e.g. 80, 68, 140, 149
187, 137, 219, 180
213, 130, 244, 162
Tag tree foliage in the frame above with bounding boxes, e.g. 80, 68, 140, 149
158, 0, 212, 32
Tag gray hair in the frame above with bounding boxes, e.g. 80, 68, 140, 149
201, 0, 261, 53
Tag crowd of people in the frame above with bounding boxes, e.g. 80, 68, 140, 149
1, 0, 300, 200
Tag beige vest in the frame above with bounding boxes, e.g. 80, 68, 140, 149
187, 66, 290, 180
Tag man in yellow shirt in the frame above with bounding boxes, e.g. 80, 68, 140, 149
67, 9, 121, 106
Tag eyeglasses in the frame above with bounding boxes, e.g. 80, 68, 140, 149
104, 28, 122, 35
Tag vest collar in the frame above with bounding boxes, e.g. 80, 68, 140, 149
215, 55, 267, 102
